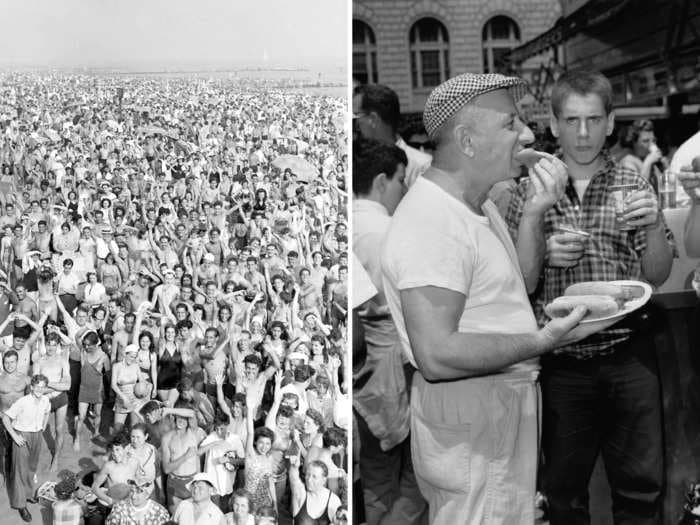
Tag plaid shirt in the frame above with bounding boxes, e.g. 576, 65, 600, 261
52, 499, 83, 525
505, 153, 675, 359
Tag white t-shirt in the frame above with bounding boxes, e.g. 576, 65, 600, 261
670, 130, 700, 205
352, 253, 377, 310
382, 176, 539, 373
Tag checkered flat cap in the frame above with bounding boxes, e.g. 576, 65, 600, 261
423, 73, 527, 138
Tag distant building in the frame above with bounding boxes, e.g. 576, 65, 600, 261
353, 0, 561, 116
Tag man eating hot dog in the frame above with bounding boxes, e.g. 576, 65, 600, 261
506, 70, 675, 524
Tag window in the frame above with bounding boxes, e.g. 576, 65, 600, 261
353, 20, 378, 84
409, 18, 450, 89
482, 16, 521, 74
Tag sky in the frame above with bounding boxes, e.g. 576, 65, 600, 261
0, 0, 348, 71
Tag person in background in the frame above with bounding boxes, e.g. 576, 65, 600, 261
352, 84, 431, 189
352, 136, 426, 525
52, 476, 84, 525
506, 70, 674, 524
2, 374, 51, 523
615, 119, 666, 187
172, 472, 227, 525
105, 473, 170, 525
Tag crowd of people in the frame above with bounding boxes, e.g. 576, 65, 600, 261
0, 72, 349, 525
352, 71, 700, 525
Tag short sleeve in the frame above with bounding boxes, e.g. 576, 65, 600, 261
389, 215, 475, 294
352, 253, 377, 309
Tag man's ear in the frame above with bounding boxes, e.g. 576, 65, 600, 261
606, 110, 615, 137
549, 112, 559, 138
371, 172, 388, 194
454, 125, 474, 158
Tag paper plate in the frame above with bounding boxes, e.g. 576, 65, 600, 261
575, 280, 652, 324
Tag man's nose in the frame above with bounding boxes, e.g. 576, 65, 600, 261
577, 120, 589, 138
518, 120, 535, 146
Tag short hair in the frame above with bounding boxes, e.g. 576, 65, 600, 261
277, 405, 295, 420
177, 377, 194, 392
2, 349, 18, 362
353, 84, 401, 131
551, 70, 613, 118
307, 459, 329, 478
243, 354, 262, 368
228, 489, 251, 512
108, 431, 130, 449
619, 119, 655, 149
213, 411, 230, 427
352, 138, 407, 196
323, 427, 347, 448
253, 426, 275, 444
130, 422, 149, 437
31, 373, 48, 386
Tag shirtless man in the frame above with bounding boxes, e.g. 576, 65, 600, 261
32, 331, 70, 471
11, 223, 30, 282
0, 313, 46, 376
91, 433, 138, 507
0, 350, 30, 487
122, 271, 152, 312
36, 265, 58, 322
110, 313, 136, 363
199, 328, 229, 403
194, 253, 220, 289
32, 221, 51, 253
10, 284, 38, 339
161, 408, 203, 514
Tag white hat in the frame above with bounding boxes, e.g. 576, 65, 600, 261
203, 253, 215, 262
185, 472, 218, 495
124, 343, 138, 355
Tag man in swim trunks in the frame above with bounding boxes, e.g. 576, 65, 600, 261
32, 331, 70, 471
161, 407, 203, 514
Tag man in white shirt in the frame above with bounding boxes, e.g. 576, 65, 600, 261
381, 73, 615, 524
353, 84, 431, 189
2, 374, 50, 522
173, 472, 227, 525
353, 137, 426, 525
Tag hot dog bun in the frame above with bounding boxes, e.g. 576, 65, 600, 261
564, 281, 644, 302
544, 294, 620, 320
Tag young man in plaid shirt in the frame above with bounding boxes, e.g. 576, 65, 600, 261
506, 70, 675, 524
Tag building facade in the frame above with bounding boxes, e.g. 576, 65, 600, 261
353, 0, 562, 114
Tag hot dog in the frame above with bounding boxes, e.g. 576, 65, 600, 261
564, 281, 644, 301
544, 294, 620, 320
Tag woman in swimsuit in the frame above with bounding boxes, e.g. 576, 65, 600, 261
111, 344, 143, 433
99, 252, 122, 295
156, 323, 181, 406
289, 458, 341, 525
75, 330, 110, 451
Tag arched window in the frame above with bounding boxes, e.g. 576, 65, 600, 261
409, 18, 450, 90
353, 20, 378, 85
482, 16, 521, 74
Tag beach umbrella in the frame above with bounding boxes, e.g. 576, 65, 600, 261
271, 154, 319, 182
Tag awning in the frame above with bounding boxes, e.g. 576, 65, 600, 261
509, 0, 633, 63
